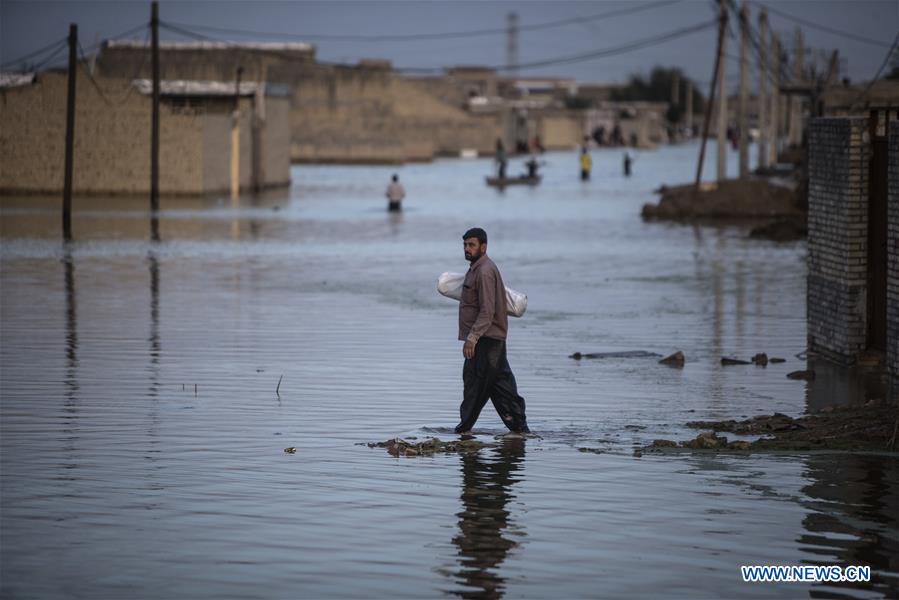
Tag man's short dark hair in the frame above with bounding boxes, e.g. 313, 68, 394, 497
462, 227, 487, 244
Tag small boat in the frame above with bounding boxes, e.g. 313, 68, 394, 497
485, 175, 541, 187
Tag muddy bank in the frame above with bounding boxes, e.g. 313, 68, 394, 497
642, 179, 801, 223
637, 403, 898, 454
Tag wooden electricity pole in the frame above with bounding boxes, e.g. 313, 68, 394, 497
231, 66, 243, 201
757, 9, 768, 170
769, 34, 780, 164
738, 1, 749, 179
63, 23, 77, 242
694, 1, 728, 191
150, 1, 160, 241
715, 0, 728, 182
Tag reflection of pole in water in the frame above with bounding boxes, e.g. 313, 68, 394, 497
713, 230, 725, 358
148, 251, 161, 398
798, 454, 897, 597
62, 246, 80, 466
63, 247, 78, 401
734, 258, 745, 342
449, 438, 526, 599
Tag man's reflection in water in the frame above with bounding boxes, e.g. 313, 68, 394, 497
451, 437, 526, 599
800, 454, 899, 597
388, 209, 404, 237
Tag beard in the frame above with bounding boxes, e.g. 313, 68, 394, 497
465, 249, 481, 262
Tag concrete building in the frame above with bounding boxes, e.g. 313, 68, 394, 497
98, 42, 497, 163
0, 69, 290, 195
806, 110, 898, 377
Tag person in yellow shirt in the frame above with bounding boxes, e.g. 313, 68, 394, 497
579, 146, 592, 181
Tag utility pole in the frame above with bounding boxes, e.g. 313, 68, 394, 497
769, 33, 780, 164
150, 1, 160, 241
695, 1, 728, 191
789, 27, 804, 147
63, 23, 77, 243
716, 0, 728, 182
757, 9, 768, 170
685, 80, 694, 135
738, 1, 749, 178
671, 71, 680, 110
506, 12, 519, 79
231, 66, 243, 202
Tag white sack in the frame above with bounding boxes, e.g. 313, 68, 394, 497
436, 272, 527, 318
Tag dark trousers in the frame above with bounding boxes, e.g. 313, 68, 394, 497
456, 337, 529, 433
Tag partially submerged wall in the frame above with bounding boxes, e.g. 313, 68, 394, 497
0, 71, 205, 195
99, 46, 499, 162
888, 121, 899, 376
806, 117, 870, 365
0, 71, 290, 195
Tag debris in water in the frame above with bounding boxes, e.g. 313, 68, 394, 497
659, 351, 685, 366
368, 437, 493, 457
570, 350, 663, 360
577, 447, 603, 454
634, 404, 898, 453
284, 447, 297, 454
751, 353, 768, 366
721, 357, 751, 365
787, 370, 815, 380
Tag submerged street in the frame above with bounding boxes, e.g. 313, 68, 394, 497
2, 144, 897, 598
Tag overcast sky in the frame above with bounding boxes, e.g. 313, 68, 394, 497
2, 1, 896, 93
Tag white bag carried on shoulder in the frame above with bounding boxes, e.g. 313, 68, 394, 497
436, 272, 528, 318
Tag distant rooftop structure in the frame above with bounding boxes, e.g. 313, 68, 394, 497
131, 79, 289, 98
104, 40, 314, 53
0, 72, 36, 89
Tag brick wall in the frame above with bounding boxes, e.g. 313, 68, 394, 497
807, 117, 870, 364
888, 121, 899, 376
0, 72, 289, 195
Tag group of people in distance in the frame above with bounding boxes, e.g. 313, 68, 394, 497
385, 139, 636, 212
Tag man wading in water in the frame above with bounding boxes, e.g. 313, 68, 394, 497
456, 228, 530, 434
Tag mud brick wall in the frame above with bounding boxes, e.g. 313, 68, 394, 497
807, 117, 870, 365
888, 121, 899, 376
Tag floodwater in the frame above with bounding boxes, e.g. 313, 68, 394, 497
1, 143, 897, 599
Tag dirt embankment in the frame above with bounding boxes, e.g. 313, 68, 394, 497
638, 402, 899, 455
642, 179, 801, 221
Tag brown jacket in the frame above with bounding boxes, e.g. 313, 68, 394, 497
458, 254, 508, 343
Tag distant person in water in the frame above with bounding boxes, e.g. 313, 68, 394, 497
385, 174, 405, 212
623, 152, 633, 177
495, 139, 508, 180
579, 146, 591, 181
455, 227, 530, 435
525, 156, 539, 178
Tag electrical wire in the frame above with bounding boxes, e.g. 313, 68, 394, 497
162, 0, 684, 43
161, 18, 717, 74
750, 1, 895, 50
1, 37, 67, 70
850, 31, 899, 107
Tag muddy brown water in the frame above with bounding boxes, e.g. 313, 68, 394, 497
2, 145, 897, 598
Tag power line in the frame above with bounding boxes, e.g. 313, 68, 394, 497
751, 1, 895, 49
851, 31, 899, 107
162, 0, 683, 43
161, 18, 716, 74
498, 19, 717, 72
1, 37, 67, 70
2, 22, 149, 72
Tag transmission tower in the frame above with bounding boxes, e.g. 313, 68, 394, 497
506, 12, 519, 78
